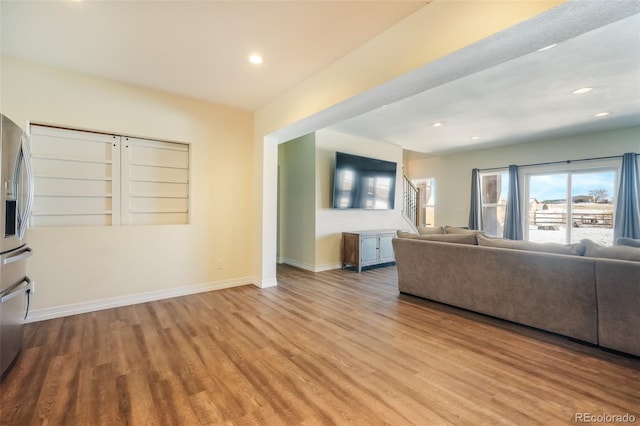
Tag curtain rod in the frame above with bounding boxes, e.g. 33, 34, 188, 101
478, 154, 628, 172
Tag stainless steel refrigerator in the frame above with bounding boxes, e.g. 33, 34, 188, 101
0, 113, 34, 380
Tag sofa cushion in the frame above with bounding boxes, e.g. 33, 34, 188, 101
477, 234, 586, 256
417, 225, 445, 235
397, 231, 477, 245
444, 225, 475, 234
413, 233, 478, 245
616, 237, 640, 248
582, 239, 640, 261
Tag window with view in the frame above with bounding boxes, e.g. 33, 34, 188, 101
480, 171, 509, 237
413, 178, 435, 226
525, 166, 617, 246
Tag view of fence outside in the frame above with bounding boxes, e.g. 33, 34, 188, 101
528, 170, 615, 245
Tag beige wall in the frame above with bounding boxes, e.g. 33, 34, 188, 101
1, 56, 255, 319
314, 130, 408, 270
406, 126, 640, 227
1, 0, 567, 315
277, 129, 408, 272
278, 133, 316, 269
253, 0, 563, 283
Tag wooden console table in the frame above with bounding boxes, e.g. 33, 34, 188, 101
341, 230, 396, 272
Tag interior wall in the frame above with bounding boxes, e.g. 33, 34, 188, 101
406, 126, 640, 227
253, 1, 562, 284
1, 56, 255, 319
277, 133, 316, 270
314, 129, 408, 271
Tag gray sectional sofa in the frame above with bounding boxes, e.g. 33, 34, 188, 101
392, 230, 640, 357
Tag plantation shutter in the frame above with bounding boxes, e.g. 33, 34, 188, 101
30, 125, 120, 227
29, 125, 189, 227
120, 136, 189, 225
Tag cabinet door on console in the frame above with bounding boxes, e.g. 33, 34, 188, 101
378, 233, 395, 262
361, 235, 379, 265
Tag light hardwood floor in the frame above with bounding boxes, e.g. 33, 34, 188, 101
1, 264, 638, 425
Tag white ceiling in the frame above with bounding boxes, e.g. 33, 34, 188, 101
2, 1, 640, 156
0, 0, 426, 111
330, 12, 640, 154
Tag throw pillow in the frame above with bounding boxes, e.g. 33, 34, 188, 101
616, 237, 640, 248
417, 225, 445, 235
477, 234, 586, 256
582, 239, 640, 261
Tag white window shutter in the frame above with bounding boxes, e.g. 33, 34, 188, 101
121, 136, 189, 225
30, 125, 189, 227
29, 126, 119, 227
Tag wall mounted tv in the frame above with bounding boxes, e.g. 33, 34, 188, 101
332, 152, 397, 210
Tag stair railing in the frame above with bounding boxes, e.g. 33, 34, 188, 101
402, 175, 420, 227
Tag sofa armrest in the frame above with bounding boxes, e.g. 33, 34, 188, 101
595, 259, 640, 356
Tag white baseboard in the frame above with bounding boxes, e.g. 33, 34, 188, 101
25, 277, 254, 323
280, 258, 316, 272
314, 263, 342, 272
279, 258, 341, 273
259, 277, 278, 288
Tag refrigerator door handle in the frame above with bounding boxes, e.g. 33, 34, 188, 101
0, 277, 32, 304
16, 134, 34, 240
2, 246, 33, 265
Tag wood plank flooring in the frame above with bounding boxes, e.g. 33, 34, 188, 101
1, 264, 638, 425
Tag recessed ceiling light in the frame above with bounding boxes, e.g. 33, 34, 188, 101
572, 87, 593, 95
537, 43, 557, 52
249, 54, 263, 65
471, 136, 480, 140
594, 111, 611, 117
431, 122, 443, 127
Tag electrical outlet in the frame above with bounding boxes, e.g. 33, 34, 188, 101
30, 280, 35, 294
216, 259, 223, 270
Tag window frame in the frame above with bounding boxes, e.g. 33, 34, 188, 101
412, 177, 435, 226
522, 159, 620, 244
479, 169, 509, 237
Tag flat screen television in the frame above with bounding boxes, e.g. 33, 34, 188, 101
332, 152, 397, 210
